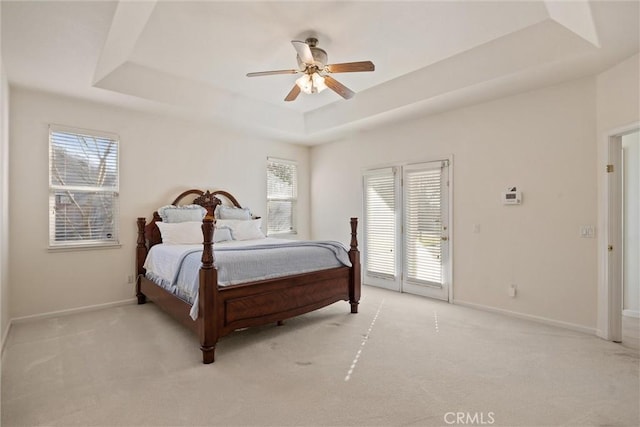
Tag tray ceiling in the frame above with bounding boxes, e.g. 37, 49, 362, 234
2, 1, 638, 144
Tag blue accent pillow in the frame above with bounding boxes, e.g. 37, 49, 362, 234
158, 204, 207, 223
214, 226, 233, 243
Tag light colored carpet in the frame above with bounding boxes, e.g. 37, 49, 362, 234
2, 286, 638, 427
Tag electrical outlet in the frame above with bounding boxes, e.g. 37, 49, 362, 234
127, 275, 134, 284
508, 284, 517, 297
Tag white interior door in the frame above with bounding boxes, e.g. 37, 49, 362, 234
402, 161, 450, 300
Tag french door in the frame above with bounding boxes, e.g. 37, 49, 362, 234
363, 160, 451, 301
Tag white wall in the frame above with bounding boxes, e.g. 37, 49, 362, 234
311, 77, 598, 329
9, 87, 310, 319
0, 9, 10, 346
622, 132, 639, 314
596, 54, 640, 135
596, 53, 640, 337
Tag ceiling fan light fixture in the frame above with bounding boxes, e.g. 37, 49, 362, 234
247, 37, 374, 101
296, 72, 327, 95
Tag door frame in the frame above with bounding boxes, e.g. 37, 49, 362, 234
598, 122, 639, 341
401, 160, 453, 301
362, 156, 454, 302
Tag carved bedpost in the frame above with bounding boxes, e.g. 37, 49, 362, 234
136, 217, 148, 305
348, 217, 361, 314
193, 191, 222, 218
199, 217, 219, 364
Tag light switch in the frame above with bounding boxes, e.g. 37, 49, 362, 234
580, 225, 595, 238
472, 224, 480, 233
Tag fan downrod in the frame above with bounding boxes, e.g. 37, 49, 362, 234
305, 37, 319, 47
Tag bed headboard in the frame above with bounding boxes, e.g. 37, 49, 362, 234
171, 189, 242, 216
142, 189, 244, 249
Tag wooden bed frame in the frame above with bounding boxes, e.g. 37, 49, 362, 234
136, 189, 361, 364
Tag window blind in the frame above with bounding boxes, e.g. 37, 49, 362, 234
267, 158, 297, 234
364, 168, 397, 279
49, 126, 119, 247
404, 164, 443, 286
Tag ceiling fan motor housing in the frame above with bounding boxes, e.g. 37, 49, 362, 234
296, 38, 328, 70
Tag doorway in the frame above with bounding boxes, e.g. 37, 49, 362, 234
604, 126, 639, 348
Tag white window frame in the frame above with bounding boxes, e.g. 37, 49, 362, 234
48, 124, 120, 250
267, 157, 298, 236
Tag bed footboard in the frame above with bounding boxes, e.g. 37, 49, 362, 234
197, 217, 361, 364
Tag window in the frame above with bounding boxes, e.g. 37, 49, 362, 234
49, 125, 119, 248
267, 158, 297, 235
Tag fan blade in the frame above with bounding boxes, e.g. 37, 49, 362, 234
324, 75, 355, 99
325, 61, 375, 73
291, 40, 314, 64
246, 69, 299, 77
284, 84, 301, 102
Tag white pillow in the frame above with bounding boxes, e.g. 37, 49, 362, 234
157, 204, 207, 223
217, 218, 265, 241
215, 205, 252, 220
156, 221, 202, 245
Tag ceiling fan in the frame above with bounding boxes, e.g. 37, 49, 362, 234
246, 37, 375, 102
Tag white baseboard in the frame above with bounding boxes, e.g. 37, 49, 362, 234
10, 298, 137, 324
2, 298, 137, 358
595, 328, 608, 340
453, 299, 596, 335
623, 309, 640, 319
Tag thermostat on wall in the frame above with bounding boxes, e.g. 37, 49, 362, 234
502, 187, 522, 205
